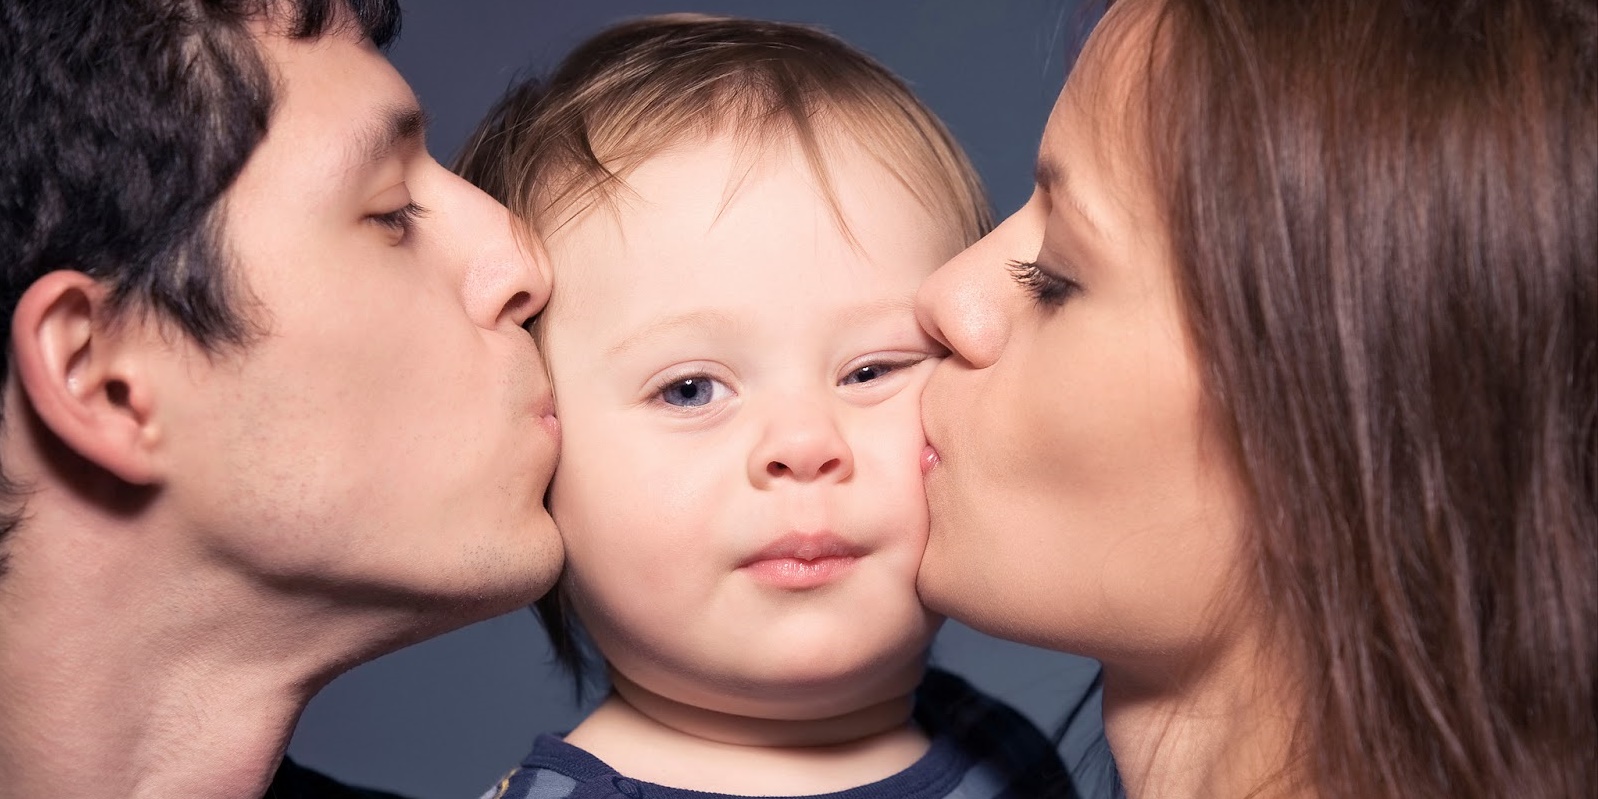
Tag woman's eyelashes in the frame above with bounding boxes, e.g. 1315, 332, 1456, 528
1008, 259, 1082, 307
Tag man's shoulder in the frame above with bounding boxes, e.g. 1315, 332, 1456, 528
264, 757, 416, 799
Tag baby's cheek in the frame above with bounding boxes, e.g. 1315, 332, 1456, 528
863, 391, 932, 549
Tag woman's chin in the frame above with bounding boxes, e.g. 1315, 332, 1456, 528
914, 521, 970, 619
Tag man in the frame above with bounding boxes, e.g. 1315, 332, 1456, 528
0, 1, 562, 796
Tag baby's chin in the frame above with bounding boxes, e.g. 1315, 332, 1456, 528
639, 628, 932, 696
607, 653, 931, 747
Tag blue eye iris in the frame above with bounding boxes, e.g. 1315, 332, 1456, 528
661, 377, 716, 407
843, 364, 889, 385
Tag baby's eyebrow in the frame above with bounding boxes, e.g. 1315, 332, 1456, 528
607, 296, 917, 358
842, 294, 918, 320
608, 309, 741, 358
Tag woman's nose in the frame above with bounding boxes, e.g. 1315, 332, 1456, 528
916, 237, 1014, 370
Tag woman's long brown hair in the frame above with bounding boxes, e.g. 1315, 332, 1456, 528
1134, 0, 1595, 795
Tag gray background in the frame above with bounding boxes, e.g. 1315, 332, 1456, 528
287, 3, 1097, 797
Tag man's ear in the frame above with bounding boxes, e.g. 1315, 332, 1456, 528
10, 271, 163, 485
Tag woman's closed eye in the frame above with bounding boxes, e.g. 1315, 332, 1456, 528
1008, 259, 1082, 307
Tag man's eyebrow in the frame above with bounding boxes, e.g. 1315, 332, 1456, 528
1035, 154, 1110, 241
351, 103, 431, 169
607, 309, 742, 358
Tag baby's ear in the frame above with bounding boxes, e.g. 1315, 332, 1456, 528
10, 271, 164, 485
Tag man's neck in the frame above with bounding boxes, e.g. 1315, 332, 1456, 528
0, 508, 401, 799
561, 665, 930, 795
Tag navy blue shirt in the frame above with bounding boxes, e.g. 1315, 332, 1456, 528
481, 669, 1080, 799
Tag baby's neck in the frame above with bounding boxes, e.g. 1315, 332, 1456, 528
562, 672, 930, 794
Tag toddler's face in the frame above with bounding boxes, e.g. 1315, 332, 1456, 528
541, 132, 957, 720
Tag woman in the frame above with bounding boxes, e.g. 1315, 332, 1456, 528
915, 1, 1595, 797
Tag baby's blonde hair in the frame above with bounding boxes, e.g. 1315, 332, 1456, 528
457, 13, 991, 247
455, 13, 990, 691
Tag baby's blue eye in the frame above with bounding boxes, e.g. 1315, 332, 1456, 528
841, 360, 915, 386
659, 377, 722, 407
843, 365, 890, 385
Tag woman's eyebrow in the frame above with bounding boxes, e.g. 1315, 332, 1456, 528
1035, 154, 1111, 242
1034, 156, 1063, 196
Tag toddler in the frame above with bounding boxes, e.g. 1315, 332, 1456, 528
459, 14, 1071, 799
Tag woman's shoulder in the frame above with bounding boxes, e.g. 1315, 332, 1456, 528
915, 667, 1120, 799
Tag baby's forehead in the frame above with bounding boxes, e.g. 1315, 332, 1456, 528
543, 128, 959, 263
552, 138, 938, 262
535, 136, 947, 338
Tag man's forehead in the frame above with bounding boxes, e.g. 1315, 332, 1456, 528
249, 23, 423, 164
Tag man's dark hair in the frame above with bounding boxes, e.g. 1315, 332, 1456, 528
0, 0, 402, 569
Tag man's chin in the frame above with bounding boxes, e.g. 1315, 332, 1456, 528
389, 521, 564, 628
467, 520, 566, 612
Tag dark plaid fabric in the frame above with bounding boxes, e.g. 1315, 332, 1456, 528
483, 669, 1091, 799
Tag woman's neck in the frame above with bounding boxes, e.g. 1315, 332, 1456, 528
562, 668, 931, 795
1099, 637, 1308, 799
